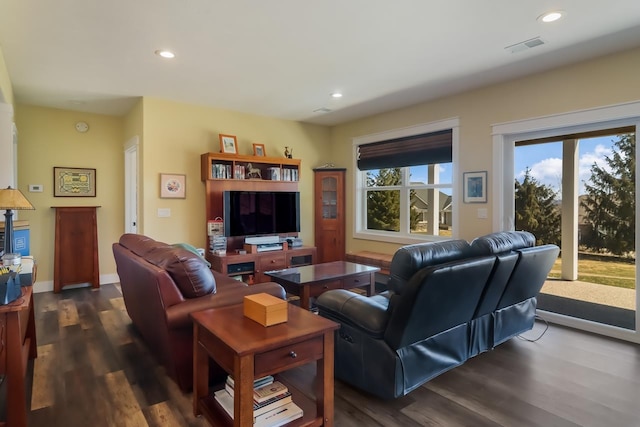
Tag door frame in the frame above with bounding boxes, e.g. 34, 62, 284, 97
492, 100, 640, 343
124, 136, 139, 234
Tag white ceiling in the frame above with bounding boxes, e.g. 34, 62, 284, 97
1, 1, 640, 126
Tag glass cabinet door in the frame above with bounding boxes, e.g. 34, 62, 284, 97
322, 177, 338, 219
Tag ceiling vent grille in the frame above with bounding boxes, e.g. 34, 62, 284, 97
313, 107, 332, 113
505, 37, 545, 54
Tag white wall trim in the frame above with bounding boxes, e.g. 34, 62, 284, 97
33, 273, 120, 294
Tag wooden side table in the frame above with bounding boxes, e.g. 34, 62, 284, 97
192, 303, 339, 426
0, 286, 37, 427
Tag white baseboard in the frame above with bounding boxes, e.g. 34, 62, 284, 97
32, 273, 120, 294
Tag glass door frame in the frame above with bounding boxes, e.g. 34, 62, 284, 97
492, 101, 640, 344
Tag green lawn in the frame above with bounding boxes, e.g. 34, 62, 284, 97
548, 258, 636, 289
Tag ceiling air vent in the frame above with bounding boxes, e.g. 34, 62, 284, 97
505, 37, 545, 54
313, 107, 332, 113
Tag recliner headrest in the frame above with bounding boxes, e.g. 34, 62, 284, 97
388, 239, 472, 294
470, 231, 536, 255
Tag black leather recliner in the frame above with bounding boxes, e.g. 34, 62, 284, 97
316, 231, 559, 399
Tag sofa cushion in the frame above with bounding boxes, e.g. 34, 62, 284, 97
145, 246, 216, 298
388, 239, 472, 295
470, 231, 536, 255
119, 233, 170, 257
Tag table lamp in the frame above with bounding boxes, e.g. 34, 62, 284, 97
0, 186, 35, 257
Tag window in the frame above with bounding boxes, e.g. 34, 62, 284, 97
353, 119, 459, 243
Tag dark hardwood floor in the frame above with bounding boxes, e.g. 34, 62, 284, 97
20, 284, 640, 426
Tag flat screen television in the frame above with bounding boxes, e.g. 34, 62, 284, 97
223, 190, 300, 237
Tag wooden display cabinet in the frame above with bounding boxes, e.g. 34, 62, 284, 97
314, 168, 346, 263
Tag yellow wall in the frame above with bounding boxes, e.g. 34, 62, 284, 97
0, 47, 13, 105
333, 47, 640, 255
131, 98, 331, 248
10, 45, 640, 282
14, 105, 125, 285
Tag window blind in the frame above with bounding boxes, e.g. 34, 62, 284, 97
357, 129, 452, 170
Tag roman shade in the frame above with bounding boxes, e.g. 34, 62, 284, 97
357, 129, 452, 170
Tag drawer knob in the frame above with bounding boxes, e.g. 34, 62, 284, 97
323, 285, 328, 289
289, 351, 297, 359
354, 279, 360, 283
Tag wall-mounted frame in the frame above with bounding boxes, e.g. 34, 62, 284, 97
463, 171, 487, 203
160, 173, 186, 199
252, 143, 266, 157
219, 134, 238, 154
54, 167, 96, 197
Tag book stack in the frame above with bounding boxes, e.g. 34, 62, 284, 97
214, 375, 303, 427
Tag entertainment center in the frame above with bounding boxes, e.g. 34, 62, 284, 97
201, 152, 316, 282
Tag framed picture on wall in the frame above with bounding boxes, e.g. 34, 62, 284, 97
53, 167, 96, 197
252, 143, 266, 156
219, 134, 238, 154
160, 173, 186, 198
463, 171, 487, 203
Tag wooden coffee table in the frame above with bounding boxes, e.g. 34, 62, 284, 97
192, 303, 339, 426
265, 261, 380, 310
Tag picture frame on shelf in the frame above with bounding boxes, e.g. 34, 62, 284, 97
53, 166, 96, 197
253, 143, 266, 157
160, 173, 186, 199
463, 171, 487, 203
219, 134, 238, 154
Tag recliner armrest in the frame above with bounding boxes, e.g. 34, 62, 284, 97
316, 290, 390, 338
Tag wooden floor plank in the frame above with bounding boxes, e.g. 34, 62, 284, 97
25, 286, 640, 427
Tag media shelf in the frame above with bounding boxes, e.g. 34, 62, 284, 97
201, 152, 301, 183
201, 152, 302, 254
208, 246, 316, 284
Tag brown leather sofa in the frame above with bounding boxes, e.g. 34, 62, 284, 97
112, 233, 286, 392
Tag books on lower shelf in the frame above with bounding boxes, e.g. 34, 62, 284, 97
253, 381, 288, 403
214, 388, 301, 426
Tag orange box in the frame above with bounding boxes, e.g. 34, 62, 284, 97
243, 293, 288, 326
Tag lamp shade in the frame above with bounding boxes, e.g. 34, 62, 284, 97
0, 186, 34, 257
0, 186, 35, 210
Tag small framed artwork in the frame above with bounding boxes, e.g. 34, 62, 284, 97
219, 134, 238, 154
160, 173, 186, 199
463, 171, 487, 203
253, 143, 266, 157
54, 167, 96, 197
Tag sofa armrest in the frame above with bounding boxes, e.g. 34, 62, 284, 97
316, 289, 390, 338
167, 282, 286, 329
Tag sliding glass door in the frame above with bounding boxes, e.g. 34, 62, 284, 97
514, 132, 636, 330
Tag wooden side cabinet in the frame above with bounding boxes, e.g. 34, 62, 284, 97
314, 168, 346, 263
52, 206, 100, 293
0, 286, 37, 427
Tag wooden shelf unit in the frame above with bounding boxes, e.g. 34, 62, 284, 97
201, 152, 303, 252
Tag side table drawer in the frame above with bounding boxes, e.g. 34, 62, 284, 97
309, 280, 342, 298
343, 273, 371, 289
255, 336, 323, 376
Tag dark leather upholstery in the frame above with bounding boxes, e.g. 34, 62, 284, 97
112, 233, 286, 392
317, 232, 558, 399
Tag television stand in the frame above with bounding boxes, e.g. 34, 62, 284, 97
208, 246, 316, 284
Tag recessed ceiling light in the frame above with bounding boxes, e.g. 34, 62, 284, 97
155, 49, 175, 59
538, 11, 564, 23
331, 92, 343, 98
